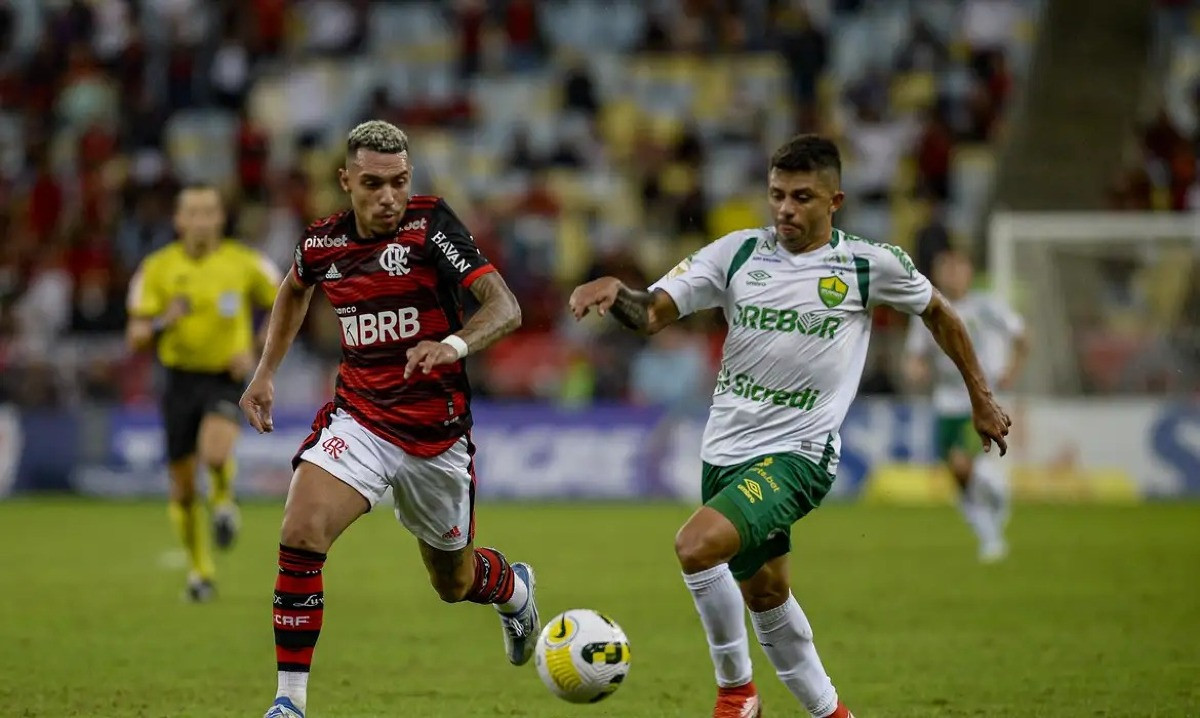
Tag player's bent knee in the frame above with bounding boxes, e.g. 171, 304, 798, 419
675, 519, 738, 574
279, 513, 333, 554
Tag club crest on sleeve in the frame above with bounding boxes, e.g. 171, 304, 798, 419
666, 254, 695, 279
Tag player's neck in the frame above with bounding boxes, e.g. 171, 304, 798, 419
181, 238, 218, 258
352, 216, 387, 241
778, 230, 832, 255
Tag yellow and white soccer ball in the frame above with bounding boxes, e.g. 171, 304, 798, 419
535, 609, 631, 704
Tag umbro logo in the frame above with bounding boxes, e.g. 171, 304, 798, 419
747, 269, 771, 285
324, 263, 342, 280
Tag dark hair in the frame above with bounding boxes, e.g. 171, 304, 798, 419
769, 134, 841, 176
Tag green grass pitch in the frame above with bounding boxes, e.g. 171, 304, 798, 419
1, 499, 1197, 717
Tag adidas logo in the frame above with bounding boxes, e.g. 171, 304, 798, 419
324, 263, 342, 280
441, 525, 462, 540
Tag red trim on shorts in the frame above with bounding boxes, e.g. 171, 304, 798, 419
461, 264, 496, 289
292, 402, 337, 471
466, 434, 477, 542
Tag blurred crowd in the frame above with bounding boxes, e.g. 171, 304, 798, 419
1071, 0, 1199, 395
0, 0, 1039, 409
1109, 0, 1200, 212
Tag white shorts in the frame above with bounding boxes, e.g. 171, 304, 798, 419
296, 408, 475, 551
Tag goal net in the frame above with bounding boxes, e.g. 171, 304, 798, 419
988, 212, 1200, 396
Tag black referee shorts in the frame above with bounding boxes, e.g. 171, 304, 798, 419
162, 368, 244, 462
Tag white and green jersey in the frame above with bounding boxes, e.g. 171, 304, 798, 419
650, 227, 933, 472
905, 290, 1023, 415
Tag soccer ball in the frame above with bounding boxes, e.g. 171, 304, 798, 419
535, 609, 631, 704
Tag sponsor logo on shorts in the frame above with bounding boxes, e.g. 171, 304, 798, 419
441, 525, 462, 540
321, 436, 348, 459
738, 478, 763, 503
748, 459, 781, 493
305, 234, 349, 250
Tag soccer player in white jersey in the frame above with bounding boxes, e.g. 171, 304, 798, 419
904, 248, 1027, 562
569, 135, 1011, 718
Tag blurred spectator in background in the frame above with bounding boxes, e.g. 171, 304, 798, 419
630, 323, 713, 414
914, 202, 953, 280
0, 0, 1053, 407
897, 17, 949, 74
772, 4, 827, 116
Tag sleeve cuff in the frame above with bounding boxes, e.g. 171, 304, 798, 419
649, 282, 689, 318
289, 265, 312, 287
461, 264, 496, 288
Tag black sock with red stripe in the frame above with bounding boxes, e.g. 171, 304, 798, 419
274, 544, 326, 673
466, 547, 516, 605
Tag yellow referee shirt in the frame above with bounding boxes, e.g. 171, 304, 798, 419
127, 240, 281, 372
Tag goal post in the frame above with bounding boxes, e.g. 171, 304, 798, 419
987, 211, 1200, 395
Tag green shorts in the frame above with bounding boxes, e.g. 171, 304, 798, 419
935, 414, 983, 461
702, 453, 835, 582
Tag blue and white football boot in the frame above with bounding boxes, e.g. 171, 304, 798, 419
495, 562, 540, 666
263, 697, 304, 718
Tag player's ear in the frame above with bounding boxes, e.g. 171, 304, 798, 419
338, 167, 350, 193
830, 190, 845, 213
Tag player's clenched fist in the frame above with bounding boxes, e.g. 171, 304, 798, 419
972, 395, 1012, 456
240, 375, 275, 434
404, 340, 459, 379
568, 277, 623, 320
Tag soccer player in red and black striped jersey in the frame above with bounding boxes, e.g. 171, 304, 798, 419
240, 120, 538, 718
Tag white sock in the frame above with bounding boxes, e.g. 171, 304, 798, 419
973, 456, 1010, 528
496, 569, 530, 614
276, 671, 309, 711
750, 594, 838, 717
960, 484, 1000, 551
682, 564, 753, 688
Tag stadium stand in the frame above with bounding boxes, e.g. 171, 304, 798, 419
0, 0, 1043, 409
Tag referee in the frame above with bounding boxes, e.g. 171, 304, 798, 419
126, 184, 281, 601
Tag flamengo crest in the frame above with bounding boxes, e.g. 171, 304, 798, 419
380, 243, 410, 276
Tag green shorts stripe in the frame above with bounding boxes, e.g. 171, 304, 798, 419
701, 452, 835, 581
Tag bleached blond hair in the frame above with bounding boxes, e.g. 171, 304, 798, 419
346, 120, 409, 157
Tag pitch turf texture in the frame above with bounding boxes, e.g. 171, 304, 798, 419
1, 500, 1197, 717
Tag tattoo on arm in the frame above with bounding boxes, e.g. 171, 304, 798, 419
610, 287, 653, 331
460, 272, 522, 354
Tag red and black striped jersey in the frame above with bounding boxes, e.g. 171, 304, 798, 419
290, 195, 495, 458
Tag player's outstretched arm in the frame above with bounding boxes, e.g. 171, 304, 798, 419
568, 276, 680, 335
919, 290, 1012, 454
240, 273, 314, 433
403, 271, 522, 379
